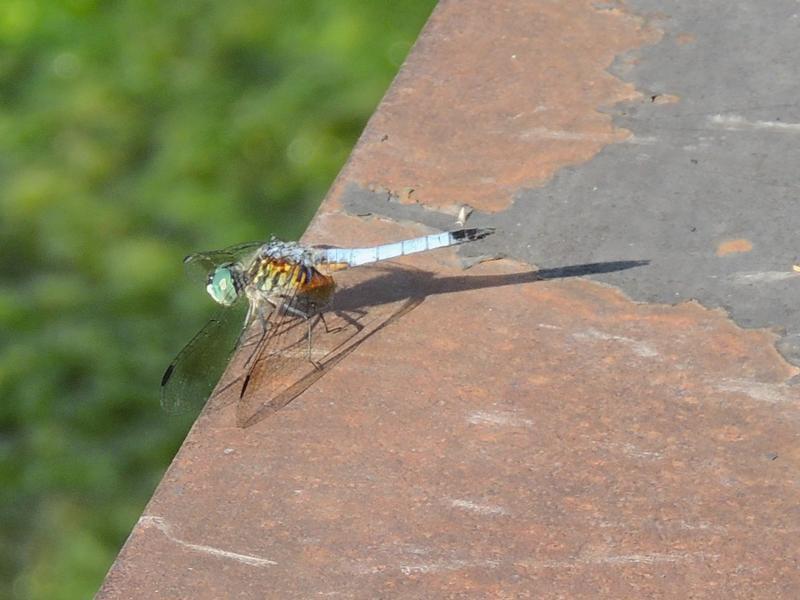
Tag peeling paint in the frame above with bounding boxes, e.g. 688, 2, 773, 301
709, 114, 800, 132
730, 271, 798, 284
332, 0, 662, 212
449, 498, 510, 516
716, 379, 795, 405
466, 410, 534, 427
716, 239, 753, 256
572, 327, 659, 358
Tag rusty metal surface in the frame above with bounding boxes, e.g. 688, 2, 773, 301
329, 0, 659, 212
99, 0, 800, 598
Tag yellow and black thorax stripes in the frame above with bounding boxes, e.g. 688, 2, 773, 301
250, 259, 332, 294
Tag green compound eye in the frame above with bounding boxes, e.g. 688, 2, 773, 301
206, 266, 239, 306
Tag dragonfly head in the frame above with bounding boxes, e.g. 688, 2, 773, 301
206, 263, 243, 306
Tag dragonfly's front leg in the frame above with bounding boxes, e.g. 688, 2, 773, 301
305, 317, 323, 371
290, 306, 324, 371
242, 300, 275, 367
269, 295, 323, 371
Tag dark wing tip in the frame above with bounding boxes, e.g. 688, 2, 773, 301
240, 374, 252, 399
161, 363, 175, 387
452, 227, 495, 242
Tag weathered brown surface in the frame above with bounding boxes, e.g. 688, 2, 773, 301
100, 232, 800, 597
99, 0, 800, 597
330, 0, 660, 212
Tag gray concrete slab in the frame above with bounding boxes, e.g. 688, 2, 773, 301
342, 0, 800, 369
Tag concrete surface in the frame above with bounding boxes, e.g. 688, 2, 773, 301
99, 1, 800, 598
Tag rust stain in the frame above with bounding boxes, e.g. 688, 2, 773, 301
675, 32, 696, 45
101, 213, 800, 598
716, 238, 754, 256
331, 0, 661, 212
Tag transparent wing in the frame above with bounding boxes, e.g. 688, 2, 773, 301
229, 265, 424, 428
183, 241, 263, 283
160, 299, 249, 415
233, 283, 329, 425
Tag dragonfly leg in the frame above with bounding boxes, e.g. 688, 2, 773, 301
305, 315, 323, 371
243, 303, 274, 368
271, 296, 326, 370
273, 298, 323, 370
238, 300, 274, 350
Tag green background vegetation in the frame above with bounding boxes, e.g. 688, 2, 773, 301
0, 1, 434, 597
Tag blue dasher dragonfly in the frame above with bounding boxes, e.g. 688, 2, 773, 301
161, 227, 494, 425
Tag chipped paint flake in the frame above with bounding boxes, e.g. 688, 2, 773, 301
516, 552, 720, 569
709, 114, 800, 132
362, 552, 718, 577
716, 379, 796, 404
400, 559, 501, 575
517, 127, 658, 145
572, 327, 659, 358
139, 516, 277, 567
716, 239, 753, 256
730, 271, 799, 284
614, 442, 663, 460
467, 410, 533, 427
449, 498, 510, 516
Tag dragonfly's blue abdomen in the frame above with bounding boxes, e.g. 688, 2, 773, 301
315, 227, 493, 269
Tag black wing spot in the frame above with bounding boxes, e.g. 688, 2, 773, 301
452, 227, 495, 242
161, 364, 175, 387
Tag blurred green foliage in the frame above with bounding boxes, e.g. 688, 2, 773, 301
0, 1, 434, 597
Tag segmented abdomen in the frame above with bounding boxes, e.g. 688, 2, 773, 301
315, 227, 494, 269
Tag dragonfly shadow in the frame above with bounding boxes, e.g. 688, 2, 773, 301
331, 259, 651, 313
210, 258, 648, 428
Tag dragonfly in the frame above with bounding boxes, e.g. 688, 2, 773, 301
161, 226, 494, 424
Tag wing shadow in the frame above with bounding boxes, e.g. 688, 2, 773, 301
207, 259, 649, 427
